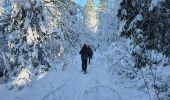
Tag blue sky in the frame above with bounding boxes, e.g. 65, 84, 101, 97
75, 0, 100, 7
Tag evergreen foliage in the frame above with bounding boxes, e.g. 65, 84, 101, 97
0, 0, 80, 82
98, 0, 107, 11
84, 0, 98, 32
117, 0, 170, 68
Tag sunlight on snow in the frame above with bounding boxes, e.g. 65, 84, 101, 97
13, 68, 31, 87
27, 27, 35, 45
37, 72, 47, 80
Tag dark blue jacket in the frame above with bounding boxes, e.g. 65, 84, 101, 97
79, 45, 89, 60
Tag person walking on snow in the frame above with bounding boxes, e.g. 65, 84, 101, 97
87, 45, 93, 64
79, 44, 89, 73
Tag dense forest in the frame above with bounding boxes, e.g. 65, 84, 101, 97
0, 0, 169, 100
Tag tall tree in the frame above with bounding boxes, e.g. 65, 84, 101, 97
117, 0, 170, 68
0, 0, 80, 83
84, 0, 97, 32
98, 0, 107, 11
4, 0, 51, 81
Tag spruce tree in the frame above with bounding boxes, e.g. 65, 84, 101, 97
0, 0, 80, 83
117, 0, 170, 68
3, 0, 51, 81
84, 0, 97, 32
98, 0, 107, 11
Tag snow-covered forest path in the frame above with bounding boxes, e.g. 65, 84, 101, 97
41, 50, 122, 100
41, 48, 148, 100
0, 47, 148, 100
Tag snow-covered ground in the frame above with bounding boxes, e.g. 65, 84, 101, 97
0, 44, 150, 100
0, 0, 169, 100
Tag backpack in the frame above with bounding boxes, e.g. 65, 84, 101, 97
88, 48, 93, 58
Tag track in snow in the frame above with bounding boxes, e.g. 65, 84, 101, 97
42, 51, 121, 100
0, 49, 148, 100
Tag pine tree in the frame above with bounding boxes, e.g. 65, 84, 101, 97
96, 0, 121, 42
3, 0, 52, 82
0, 0, 81, 84
0, 1, 4, 16
84, 0, 97, 32
117, 0, 170, 68
98, 0, 107, 11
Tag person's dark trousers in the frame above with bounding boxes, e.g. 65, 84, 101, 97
82, 59, 87, 72
89, 57, 91, 64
